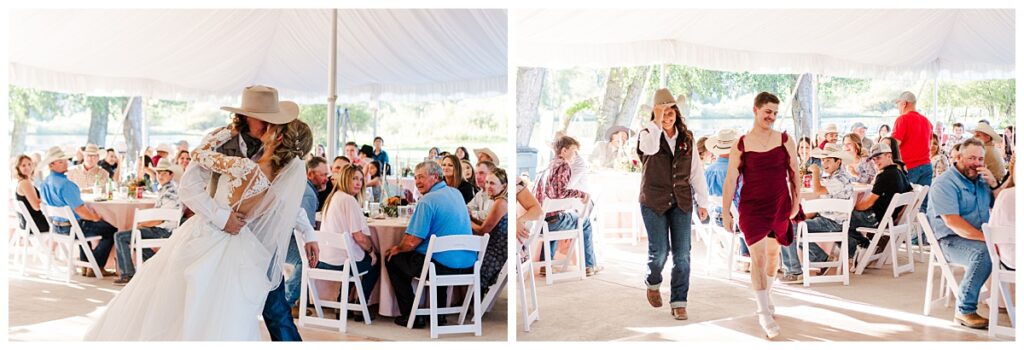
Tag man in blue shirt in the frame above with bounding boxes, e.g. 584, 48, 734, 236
37, 146, 118, 277
373, 136, 391, 175
284, 157, 326, 311
383, 161, 475, 329
703, 129, 749, 265
927, 138, 1003, 330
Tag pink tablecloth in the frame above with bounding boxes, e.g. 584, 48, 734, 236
367, 217, 409, 317
85, 198, 157, 231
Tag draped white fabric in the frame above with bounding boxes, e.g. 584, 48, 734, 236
9, 9, 507, 102
514, 9, 1014, 80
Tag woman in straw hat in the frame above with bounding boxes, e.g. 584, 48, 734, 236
973, 122, 1007, 182
721, 92, 803, 339
86, 85, 315, 341
590, 125, 633, 169
636, 88, 711, 321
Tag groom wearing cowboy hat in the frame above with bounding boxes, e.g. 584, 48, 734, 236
178, 85, 319, 341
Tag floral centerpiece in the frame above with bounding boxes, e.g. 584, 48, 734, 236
614, 156, 641, 173
382, 196, 409, 218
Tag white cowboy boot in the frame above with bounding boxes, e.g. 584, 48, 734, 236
755, 290, 780, 339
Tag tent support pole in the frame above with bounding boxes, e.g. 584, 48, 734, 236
326, 9, 339, 160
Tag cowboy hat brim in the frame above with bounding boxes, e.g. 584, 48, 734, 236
221, 101, 300, 125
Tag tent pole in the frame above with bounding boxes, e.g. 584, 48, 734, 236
659, 63, 667, 88
932, 74, 939, 121
326, 9, 339, 161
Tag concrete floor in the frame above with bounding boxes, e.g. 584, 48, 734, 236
6, 251, 507, 342
516, 238, 1014, 341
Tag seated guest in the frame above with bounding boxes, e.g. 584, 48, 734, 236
468, 161, 498, 223
66, 144, 110, 191
372, 136, 391, 175
441, 154, 475, 203
798, 136, 822, 172
344, 142, 361, 167
927, 138, 1004, 329
930, 133, 951, 178
819, 123, 840, 149
516, 175, 543, 261
456, 146, 471, 162
13, 154, 50, 232
38, 146, 118, 277
800, 144, 856, 274
536, 136, 599, 276
317, 156, 351, 211
471, 167, 510, 293
97, 148, 120, 180
358, 145, 375, 172
365, 160, 383, 202
316, 165, 380, 320
847, 142, 913, 258
461, 159, 478, 193
152, 143, 173, 168
112, 159, 181, 285
474, 147, 500, 166
703, 129, 749, 268
849, 122, 875, 151
973, 123, 1007, 183
427, 147, 441, 161
989, 155, 1014, 270
589, 126, 632, 169
383, 161, 476, 328
172, 150, 191, 182
843, 133, 876, 184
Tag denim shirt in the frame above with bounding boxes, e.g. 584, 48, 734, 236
926, 168, 992, 241
39, 172, 85, 222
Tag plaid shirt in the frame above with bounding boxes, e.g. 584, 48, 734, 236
155, 180, 181, 231
65, 164, 110, 190
535, 158, 586, 218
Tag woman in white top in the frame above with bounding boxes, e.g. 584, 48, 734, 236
989, 155, 1015, 269
316, 164, 380, 317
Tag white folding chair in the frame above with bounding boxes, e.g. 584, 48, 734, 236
295, 230, 372, 334
130, 207, 182, 271
517, 220, 542, 332
919, 213, 965, 319
406, 234, 490, 338
538, 198, 589, 284
595, 176, 641, 246
11, 201, 54, 275
797, 198, 854, 286
40, 204, 103, 283
702, 204, 748, 280
906, 185, 930, 262
982, 223, 1016, 339
854, 191, 917, 277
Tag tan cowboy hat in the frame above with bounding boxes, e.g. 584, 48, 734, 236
155, 143, 174, 155
605, 126, 633, 141
811, 143, 854, 163
40, 146, 71, 169
973, 122, 1000, 141
220, 85, 299, 125
152, 158, 181, 174
652, 88, 686, 108
83, 143, 100, 155
822, 123, 839, 135
705, 129, 739, 156
867, 142, 893, 159
474, 148, 499, 166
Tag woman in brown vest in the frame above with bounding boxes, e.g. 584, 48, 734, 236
637, 88, 710, 321
722, 92, 802, 339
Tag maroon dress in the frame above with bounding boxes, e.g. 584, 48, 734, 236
736, 132, 801, 246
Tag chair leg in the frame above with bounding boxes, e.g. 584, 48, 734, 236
474, 274, 483, 336
429, 281, 439, 339
989, 273, 1000, 338
351, 274, 371, 325
924, 259, 935, 315
408, 278, 426, 329
339, 278, 350, 333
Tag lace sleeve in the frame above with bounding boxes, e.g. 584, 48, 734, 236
193, 127, 259, 193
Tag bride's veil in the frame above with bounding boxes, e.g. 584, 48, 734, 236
242, 156, 306, 289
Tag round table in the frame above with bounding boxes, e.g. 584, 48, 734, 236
367, 216, 410, 317
386, 177, 419, 201
85, 195, 157, 231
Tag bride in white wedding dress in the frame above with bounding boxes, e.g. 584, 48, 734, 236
84, 120, 312, 341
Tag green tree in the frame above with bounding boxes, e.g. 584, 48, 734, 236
8, 86, 71, 155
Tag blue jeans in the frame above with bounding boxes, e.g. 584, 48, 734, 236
263, 279, 301, 341
284, 236, 303, 306
541, 212, 596, 268
847, 210, 879, 257
798, 216, 838, 265
113, 227, 171, 278
315, 253, 380, 304
938, 235, 992, 315
907, 163, 933, 212
640, 205, 692, 308
53, 219, 117, 269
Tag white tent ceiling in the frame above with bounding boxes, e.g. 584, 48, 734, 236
514, 9, 1014, 80
9, 9, 508, 102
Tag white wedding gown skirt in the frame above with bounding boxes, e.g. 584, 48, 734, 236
84, 217, 274, 341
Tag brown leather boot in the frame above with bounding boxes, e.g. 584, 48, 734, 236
671, 307, 688, 320
955, 312, 989, 329
646, 289, 663, 308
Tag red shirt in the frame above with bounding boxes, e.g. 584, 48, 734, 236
891, 110, 933, 169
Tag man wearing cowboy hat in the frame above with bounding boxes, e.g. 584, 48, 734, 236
474, 147, 499, 166
973, 122, 1007, 182
847, 142, 913, 259
818, 123, 840, 150
38, 146, 119, 277
795, 144, 857, 276
178, 85, 318, 341
589, 125, 633, 169
66, 143, 111, 191
111, 159, 182, 285
703, 129, 751, 269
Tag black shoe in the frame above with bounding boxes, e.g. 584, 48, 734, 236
113, 276, 132, 285
394, 315, 426, 329
351, 311, 375, 323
